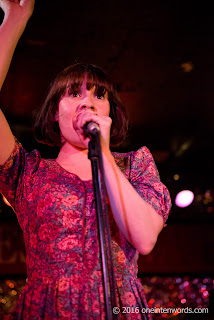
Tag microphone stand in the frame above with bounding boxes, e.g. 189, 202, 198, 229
88, 129, 117, 320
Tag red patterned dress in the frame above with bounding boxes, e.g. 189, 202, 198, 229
0, 139, 171, 320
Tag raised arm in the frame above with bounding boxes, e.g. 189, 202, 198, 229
0, 0, 34, 165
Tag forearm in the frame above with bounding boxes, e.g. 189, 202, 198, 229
0, 12, 23, 163
0, 1, 34, 164
0, 12, 28, 91
102, 150, 164, 255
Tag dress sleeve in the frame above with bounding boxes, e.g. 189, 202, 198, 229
0, 137, 41, 211
130, 146, 171, 224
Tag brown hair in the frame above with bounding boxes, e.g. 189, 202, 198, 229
34, 63, 128, 147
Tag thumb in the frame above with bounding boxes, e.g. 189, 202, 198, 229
19, 0, 35, 15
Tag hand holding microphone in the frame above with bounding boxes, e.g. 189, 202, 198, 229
74, 108, 112, 150
75, 108, 100, 136
84, 121, 100, 136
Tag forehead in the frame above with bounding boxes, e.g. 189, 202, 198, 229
67, 75, 94, 88
65, 76, 108, 94
64, 68, 111, 89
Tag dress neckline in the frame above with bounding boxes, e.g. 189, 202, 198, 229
49, 158, 93, 184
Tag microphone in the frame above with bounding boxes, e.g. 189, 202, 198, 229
84, 121, 100, 136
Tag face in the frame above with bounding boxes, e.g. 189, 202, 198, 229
56, 80, 110, 150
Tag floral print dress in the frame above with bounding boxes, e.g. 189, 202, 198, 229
0, 139, 171, 320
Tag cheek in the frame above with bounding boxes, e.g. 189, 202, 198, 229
100, 101, 110, 116
58, 101, 75, 126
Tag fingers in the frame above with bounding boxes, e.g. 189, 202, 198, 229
20, 0, 35, 10
20, 0, 35, 16
74, 111, 112, 150
0, 0, 12, 12
0, 0, 21, 10
0, 0, 34, 17
74, 110, 111, 134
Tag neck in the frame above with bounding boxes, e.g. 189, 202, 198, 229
57, 142, 89, 164
56, 142, 93, 180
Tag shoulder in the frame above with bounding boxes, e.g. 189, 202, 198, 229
0, 137, 42, 173
112, 146, 152, 159
112, 146, 154, 170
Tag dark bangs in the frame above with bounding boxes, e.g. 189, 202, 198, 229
64, 64, 113, 98
34, 63, 128, 147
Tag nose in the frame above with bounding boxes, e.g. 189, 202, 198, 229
76, 86, 98, 113
77, 93, 97, 113
78, 104, 96, 112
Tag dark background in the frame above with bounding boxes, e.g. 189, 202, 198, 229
1, 0, 214, 183
1, 1, 214, 318
0, 0, 214, 276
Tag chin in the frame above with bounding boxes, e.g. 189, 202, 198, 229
68, 138, 90, 151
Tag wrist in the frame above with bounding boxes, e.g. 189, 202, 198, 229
3, 8, 31, 29
102, 149, 115, 167
2, 12, 28, 38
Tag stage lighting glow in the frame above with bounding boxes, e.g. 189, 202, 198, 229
175, 190, 194, 208
2, 196, 12, 207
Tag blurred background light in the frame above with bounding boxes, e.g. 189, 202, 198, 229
175, 190, 194, 208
